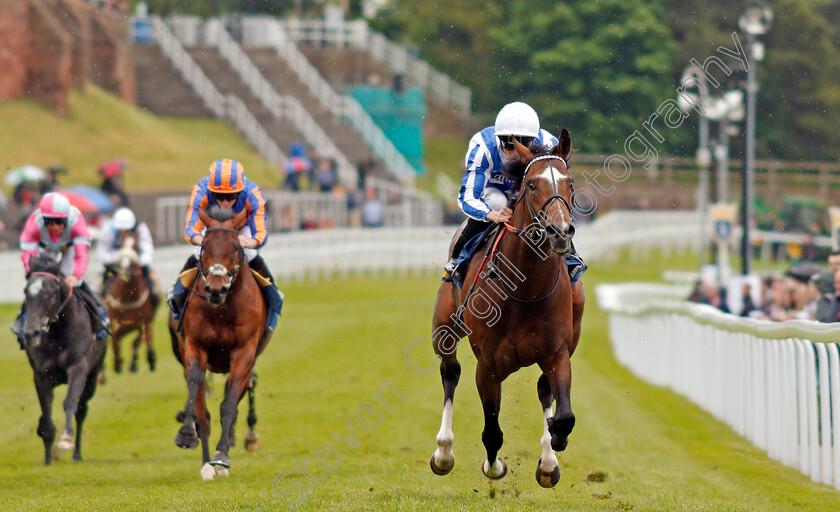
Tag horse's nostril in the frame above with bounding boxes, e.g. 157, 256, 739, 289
220, 286, 228, 294
566, 224, 575, 238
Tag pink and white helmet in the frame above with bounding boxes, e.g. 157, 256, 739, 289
39, 192, 72, 219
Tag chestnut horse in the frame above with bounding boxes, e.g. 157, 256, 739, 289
169, 206, 269, 480
429, 131, 585, 488
104, 234, 158, 373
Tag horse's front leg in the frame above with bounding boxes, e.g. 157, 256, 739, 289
476, 361, 506, 479
33, 373, 56, 465
430, 282, 463, 476
57, 362, 91, 454
535, 374, 561, 488
175, 343, 205, 452
111, 330, 123, 373
144, 320, 157, 372
539, 351, 575, 452
212, 347, 254, 476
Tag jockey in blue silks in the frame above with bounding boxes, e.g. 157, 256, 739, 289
444, 101, 586, 284
167, 158, 284, 332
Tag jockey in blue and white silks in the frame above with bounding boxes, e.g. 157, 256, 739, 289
444, 102, 586, 285
458, 125, 559, 222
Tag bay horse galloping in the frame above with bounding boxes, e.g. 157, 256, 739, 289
21, 255, 107, 464
104, 234, 159, 373
430, 131, 585, 488
169, 206, 269, 480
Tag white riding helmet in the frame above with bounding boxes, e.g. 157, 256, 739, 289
494, 102, 540, 138
112, 207, 137, 231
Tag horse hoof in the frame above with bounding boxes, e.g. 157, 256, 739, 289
72, 453, 83, 462
535, 457, 561, 488
57, 432, 75, 451
175, 426, 198, 449
129, 361, 138, 373
114, 361, 122, 374
175, 410, 185, 423
200, 463, 215, 481
245, 430, 259, 452
430, 453, 454, 476
482, 457, 507, 480
210, 452, 230, 474
551, 436, 569, 452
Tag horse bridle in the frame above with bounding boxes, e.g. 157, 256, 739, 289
195, 227, 245, 296
28, 272, 73, 333
509, 155, 574, 242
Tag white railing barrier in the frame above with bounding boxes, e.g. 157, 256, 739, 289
207, 20, 357, 186
282, 18, 471, 115
244, 16, 417, 185
152, 17, 287, 167
596, 282, 840, 491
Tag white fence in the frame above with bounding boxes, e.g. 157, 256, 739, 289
596, 282, 840, 491
280, 18, 472, 115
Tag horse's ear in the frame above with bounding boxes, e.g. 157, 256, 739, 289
554, 128, 571, 160
233, 208, 248, 229
514, 139, 535, 163
198, 208, 212, 227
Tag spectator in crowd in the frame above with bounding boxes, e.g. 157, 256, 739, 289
768, 277, 796, 321
828, 250, 840, 275
790, 276, 818, 320
759, 276, 775, 317
100, 159, 130, 207
824, 271, 840, 322
688, 279, 708, 303
361, 188, 384, 228
356, 159, 374, 190
283, 142, 311, 192
811, 271, 835, 322
314, 158, 337, 193
802, 233, 818, 262
41, 166, 65, 195
739, 284, 757, 317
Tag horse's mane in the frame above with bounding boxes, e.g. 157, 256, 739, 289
29, 254, 62, 275
207, 205, 235, 223
503, 141, 552, 180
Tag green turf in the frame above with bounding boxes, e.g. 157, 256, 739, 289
0, 87, 279, 194
0, 252, 838, 511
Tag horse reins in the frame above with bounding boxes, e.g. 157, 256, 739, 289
462, 155, 572, 308
30, 272, 74, 326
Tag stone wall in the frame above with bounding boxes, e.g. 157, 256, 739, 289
0, 0, 32, 100
0, 0, 136, 114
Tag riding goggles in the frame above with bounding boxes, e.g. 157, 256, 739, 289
212, 191, 240, 203
499, 135, 536, 151
44, 217, 67, 226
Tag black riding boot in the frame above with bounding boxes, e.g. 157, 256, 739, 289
167, 255, 198, 319
141, 265, 162, 310
248, 255, 284, 331
78, 280, 110, 339
100, 264, 118, 296
444, 218, 492, 278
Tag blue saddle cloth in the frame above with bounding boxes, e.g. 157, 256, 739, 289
442, 228, 588, 289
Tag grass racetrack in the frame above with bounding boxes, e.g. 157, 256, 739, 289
1, 252, 839, 511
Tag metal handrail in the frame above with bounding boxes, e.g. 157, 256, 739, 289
152, 17, 286, 167
209, 20, 357, 186
263, 17, 417, 184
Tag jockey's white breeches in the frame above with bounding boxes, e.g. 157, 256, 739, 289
193, 225, 258, 261
481, 187, 509, 212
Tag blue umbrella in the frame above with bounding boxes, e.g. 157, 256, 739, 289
63, 185, 114, 213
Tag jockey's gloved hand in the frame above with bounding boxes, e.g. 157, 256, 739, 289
65, 275, 79, 288
238, 236, 258, 249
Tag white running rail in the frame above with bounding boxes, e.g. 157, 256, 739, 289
151, 17, 286, 167
206, 20, 357, 186
597, 282, 840, 491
